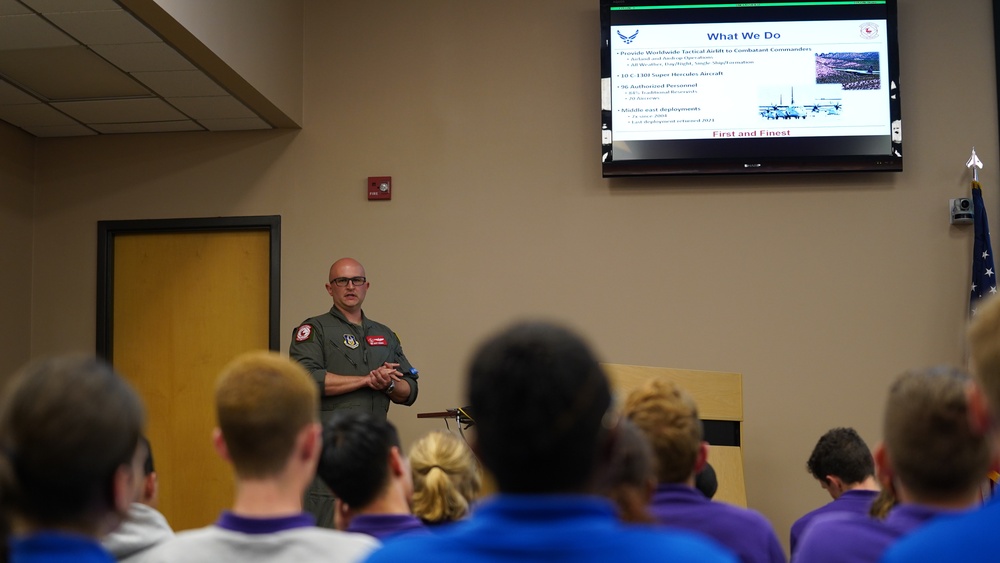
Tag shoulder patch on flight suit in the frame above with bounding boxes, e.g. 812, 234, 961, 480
294, 324, 314, 342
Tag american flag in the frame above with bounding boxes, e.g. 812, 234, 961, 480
970, 181, 996, 316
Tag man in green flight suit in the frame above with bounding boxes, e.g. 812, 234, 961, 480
290, 257, 419, 527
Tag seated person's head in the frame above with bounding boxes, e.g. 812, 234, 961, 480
0, 355, 145, 536
623, 379, 704, 485
213, 351, 320, 480
877, 366, 990, 505
409, 431, 481, 524
318, 411, 409, 518
597, 417, 656, 523
968, 295, 1000, 420
806, 427, 874, 499
695, 463, 718, 499
467, 321, 613, 494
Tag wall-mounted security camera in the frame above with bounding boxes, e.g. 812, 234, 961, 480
950, 198, 974, 225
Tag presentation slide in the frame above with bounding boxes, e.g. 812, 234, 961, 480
610, 19, 890, 142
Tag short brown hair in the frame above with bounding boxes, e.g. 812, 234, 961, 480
409, 431, 482, 523
884, 366, 990, 502
969, 295, 1000, 410
623, 379, 701, 484
0, 355, 144, 528
215, 351, 318, 478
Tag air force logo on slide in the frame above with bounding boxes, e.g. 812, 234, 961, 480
617, 29, 639, 44
344, 334, 360, 349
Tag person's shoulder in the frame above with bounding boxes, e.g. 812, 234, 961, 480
619, 526, 740, 562
792, 500, 836, 531
707, 499, 777, 531
136, 526, 379, 563
883, 504, 998, 563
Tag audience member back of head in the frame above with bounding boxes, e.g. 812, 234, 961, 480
624, 378, 786, 563
796, 366, 990, 563
0, 355, 145, 563
363, 321, 738, 563
408, 430, 482, 525
883, 295, 1000, 563
790, 427, 879, 554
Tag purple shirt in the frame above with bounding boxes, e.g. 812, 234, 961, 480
649, 484, 785, 563
790, 489, 878, 555
347, 513, 428, 540
216, 511, 316, 533
793, 503, 959, 563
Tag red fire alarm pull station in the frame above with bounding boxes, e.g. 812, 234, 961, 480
368, 176, 391, 200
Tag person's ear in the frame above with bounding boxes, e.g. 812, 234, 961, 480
873, 442, 893, 488
212, 427, 231, 463
389, 446, 406, 477
693, 442, 709, 474
967, 381, 993, 436
111, 463, 134, 515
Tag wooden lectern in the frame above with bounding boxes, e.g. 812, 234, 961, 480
602, 363, 747, 507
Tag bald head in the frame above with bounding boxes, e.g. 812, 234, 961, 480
326, 258, 370, 318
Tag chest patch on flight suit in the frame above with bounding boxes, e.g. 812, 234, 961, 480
294, 324, 313, 342
343, 334, 360, 349
366, 335, 387, 346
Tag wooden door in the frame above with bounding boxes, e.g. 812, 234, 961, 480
97, 218, 279, 530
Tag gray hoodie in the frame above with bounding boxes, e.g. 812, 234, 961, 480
102, 503, 174, 562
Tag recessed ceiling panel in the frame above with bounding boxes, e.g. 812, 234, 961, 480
198, 117, 272, 132
91, 41, 195, 72
0, 102, 77, 127
21, 0, 120, 12
53, 97, 186, 123
24, 123, 96, 136
132, 70, 228, 97
0, 45, 150, 100
45, 8, 160, 45
167, 96, 256, 120
91, 120, 202, 134
0, 79, 37, 104
0, 1, 31, 16
0, 13, 77, 50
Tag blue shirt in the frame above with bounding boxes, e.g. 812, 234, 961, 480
882, 496, 1000, 563
364, 494, 738, 563
795, 503, 957, 563
10, 532, 115, 563
790, 489, 878, 555
649, 483, 786, 563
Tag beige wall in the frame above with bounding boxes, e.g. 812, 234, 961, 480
0, 121, 33, 381
23, 0, 999, 552
151, 0, 304, 125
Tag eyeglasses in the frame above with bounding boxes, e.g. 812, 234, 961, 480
329, 276, 367, 287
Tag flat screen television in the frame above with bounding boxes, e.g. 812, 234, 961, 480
600, 0, 902, 176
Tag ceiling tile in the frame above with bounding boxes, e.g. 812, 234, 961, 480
197, 117, 272, 132
132, 70, 227, 97
24, 123, 96, 136
21, 0, 120, 13
167, 96, 257, 120
0, 1, 31, 16
0, 45, 150, 100
52, 98, 186, 123
91, 42, 195, 72
91, 120, 203, 134
0, 79, 37, 104
45, 9, 160, 45
0, 102, 77, 127
0, 14, 77, 50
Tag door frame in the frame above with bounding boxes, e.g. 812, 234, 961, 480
96, 215, 281, 358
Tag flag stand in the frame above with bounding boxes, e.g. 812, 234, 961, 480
967, 147, 983, 182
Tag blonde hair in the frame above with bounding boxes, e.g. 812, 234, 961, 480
623, 379, 702, 484
215, 351, 318, 478
409, 431, 482, 523
969, 295, 1000, 411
